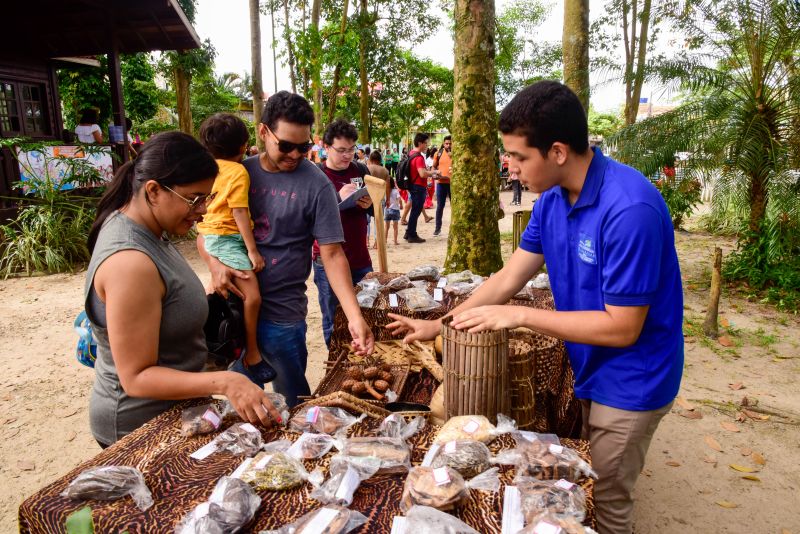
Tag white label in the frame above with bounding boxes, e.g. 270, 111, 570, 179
230, 457, 253, 479
421, 443, 440, 467
201, 409, 221, 429
306, 407, 321, 424
190, 439, 219, 460
301, 507, 340, 532
255, 454, 274, 469
501, 486, 524, 534
549, 444, 564, 455
389, 293, 399, 307
334, 467, 361, 501
240, 423, 258, 434
533, 521, 562, 534
194, 502, 211, 518
209, 481, 228, 503
390, 517, 408, 534
432, 466, 451, 486
444, 440, 458, 454
463, 419, 480, 434
555, 479, 575, 490
433, 288, 444, 301
437, 278, 448, 288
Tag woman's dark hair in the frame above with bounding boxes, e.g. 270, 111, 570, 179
413, 133, 429, 147
88, 131, 218, 252
261, 91, 314, 132
368, 150, 382, 164
79, 109, 98, 124
323, 118, 358, 146
499, 81, 589, 156
199, 113, 250, 159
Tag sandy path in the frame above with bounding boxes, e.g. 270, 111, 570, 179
1, 190, 798, 533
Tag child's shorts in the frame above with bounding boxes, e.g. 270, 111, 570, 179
203, 233, 253, 271
384, 208, 400, 221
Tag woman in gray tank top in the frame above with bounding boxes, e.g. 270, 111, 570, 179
85, 132, 282, 447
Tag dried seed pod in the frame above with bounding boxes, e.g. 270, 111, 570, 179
373, 379, 390, 392
341, 379, 356, 392
381, 362, 392, 372
346, 367, 364, 380
365, 380, 385, 400
379, 370, 393, 382
351, 382, 367, 395
364, 366, 380, 380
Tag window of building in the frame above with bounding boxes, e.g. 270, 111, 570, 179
0, 80, 50, 138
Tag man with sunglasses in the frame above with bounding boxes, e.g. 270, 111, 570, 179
199, 91, 374, 407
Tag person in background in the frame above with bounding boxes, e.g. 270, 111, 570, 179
75, 109, 103, 144
380, 160, 403, 246
85, 131, 281, 448
510, 171, 522, 205
403, 133, 435, 243
424, 147, 436, 210
196, 113, 275, 388
432, 135, 452, 236
248, 146, 259, 158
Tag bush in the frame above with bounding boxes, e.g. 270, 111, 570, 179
655, 174, 701, 229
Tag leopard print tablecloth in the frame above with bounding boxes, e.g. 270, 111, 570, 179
19, 400, 594, 533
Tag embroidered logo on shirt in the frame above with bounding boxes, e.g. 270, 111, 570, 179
577, 232, 597, 265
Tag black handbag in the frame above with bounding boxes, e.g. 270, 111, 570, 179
204, 293, 245, 367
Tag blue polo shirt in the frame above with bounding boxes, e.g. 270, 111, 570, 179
519, 148, 683, 411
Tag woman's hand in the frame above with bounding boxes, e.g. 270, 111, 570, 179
209, 257, 249, 299
386, 314, 441, 343
450, 305, 523, 333
222, 372, 282, 426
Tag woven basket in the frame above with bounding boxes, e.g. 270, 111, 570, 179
441, 316, 510, 425
311, 351, 410, 401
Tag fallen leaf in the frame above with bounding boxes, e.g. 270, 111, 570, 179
729, 382, 745, 390
679, 409, 703, 420
641, 469, 652, 477
17, 460, 34, 471
741, 475, 761, 482
705, 435, 723, 452
739, 447, 753, 456
720, 317, 730, 328
666, 460, 681, 467
1, 417, 17, 425
736, 411, 748, 422
721, 422, 741, 432
740, 396, 751, 407
729, 464, 759, 473
742, 409, 770, 421
719, 335, 734, 347
716, 500, 738, 509
752, 452, 766, 465
779, 529, 791, 534
66, 431, 77, 442
703, 455, 717, 466
675, 397, 695, 411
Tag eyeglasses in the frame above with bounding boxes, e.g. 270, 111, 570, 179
266, 127, 313, 154
162, 185, 217, 210
329, 145, 357, 155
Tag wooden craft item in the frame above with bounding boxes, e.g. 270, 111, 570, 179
292, 391, 391, 419
364, 174, 388, 272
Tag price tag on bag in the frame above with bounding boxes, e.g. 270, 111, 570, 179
432, 466, 451, 486
306, 406, 320, 423
389, 293, 399, 307
201, 409, 221, 429
463, 419, 480, 434
444, 440, 458, 454
437, 277, 448, 288
433, 288, 444, 301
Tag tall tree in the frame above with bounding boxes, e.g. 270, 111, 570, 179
357, 0, 371, 144
250, 0, 265, 149
445, 0, 502, 275
562, 0, 590, 110
281, 0, 298, 92
311, 0, 324, 137
621, 0, 653, 124
327, 0, 352, 124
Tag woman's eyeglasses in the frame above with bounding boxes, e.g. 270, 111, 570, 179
162, 185, 217, 210
266, 127, 313, 154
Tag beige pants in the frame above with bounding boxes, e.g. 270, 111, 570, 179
580, 399, 673, 534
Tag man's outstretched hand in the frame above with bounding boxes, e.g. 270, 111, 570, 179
386, 314, 441, 343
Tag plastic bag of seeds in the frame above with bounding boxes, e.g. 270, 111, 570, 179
396, 505, 480, 534
516, 477, 587, 523
445, 270, 474, 284
377, 414, 426, 441
399, 466, 500, 512
425, 439, 493, 479
240, 451, 323, 491
218, 392, 290, 426
180, 403, 223, 437
61, 466, 153, 511
517, 513, 598, 534
309, 455, 382, 506
338, 436, 412, 474
496, 439, 597, 482
264, 505, 367, 534
215, 422, 264, 456
286, 432, 337, 460
434, 414, 517, 445
175, 477, 261, 534
289, 407, 364, 435
407, 265, 440, 281
356, 289, 379, 308
397, 287, 440, 312
357, 278, 383, 292
385, 275, 412, 290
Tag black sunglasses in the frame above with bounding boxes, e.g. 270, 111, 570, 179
267, 127, 313, 154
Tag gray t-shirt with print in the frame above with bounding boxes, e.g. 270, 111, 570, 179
243, 156, 343, 322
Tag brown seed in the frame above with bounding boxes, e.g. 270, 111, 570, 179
364, 366, 380, 380
379, 370, 393, 382
374, 379, 390, 392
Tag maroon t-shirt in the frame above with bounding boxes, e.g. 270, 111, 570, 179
409, 150, 427, 187
312, 162, 372, 270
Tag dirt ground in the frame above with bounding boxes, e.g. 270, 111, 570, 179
1, 190, 798, 533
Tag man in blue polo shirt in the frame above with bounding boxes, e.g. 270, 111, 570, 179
387, 81, 683, 534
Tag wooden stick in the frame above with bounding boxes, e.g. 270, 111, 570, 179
702, 247, 723, 338
364, 174, 388, 273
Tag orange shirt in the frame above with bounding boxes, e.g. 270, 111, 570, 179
196, 159, 252, 235
435, 148, 452, 183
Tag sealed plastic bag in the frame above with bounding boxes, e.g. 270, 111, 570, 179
356, 289, 379, 308
216, 422, 264, 456
357, 278, 383, 292
427, 439, 493, 479
339, 436, 412, 474
266, 505, 367, 534
518, 513, 598, 534
531, 273, 550, 290
517, 477, 587, 523
377, 414, 426, 441
445, 270, 474, 284
310, 455, 381, 506
180, 403, 223, 437
175, 477, 261, 534
497, 440, 597, 482
400, 466, 500, 512
219, 392, 289, 426
240, 451, 323, 491
385, 275, 412, 290
289, 407, 363, 435
286, 432, 337, 460
397, 287, 440, 312
407, 265, 440, 281
434, 414, 517, 444
396, 505, 479, 534
61, 466, 153, 511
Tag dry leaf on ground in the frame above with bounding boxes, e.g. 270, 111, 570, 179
704, 435, 723, 452
17, 460, 34, 471
666, 460, 681, 467
679, 409, 703, 420
703, 455, 717, 466
779, 529, 791, 534
729, 464, 759, 473
739, 447, 752, 456
716, 501, 738, 509
741, 475, 761, 482
728, 382, 744, 390
719, 335, 734, 347
721, 421, 741, 432
742, 409, 770, 421
66, 431, 77, 442
736, 411, 748, 422
752, 452, 766, 465
675, 396, 695, 411
720, 318, 730, 328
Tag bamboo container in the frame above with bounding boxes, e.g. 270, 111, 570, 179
441, 316, 509, 425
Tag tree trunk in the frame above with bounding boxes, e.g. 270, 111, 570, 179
358, 0, 370, 144
282, 0, 298, 93
623, 0, 653, 125
562, 0, 590, 111
270, 0, 278, 94
702, 247, 722, 338
328, 0, 350, 124
748, 173, 768, 235
174, 61, 193, 135
310, 0, 323, 137
250, 0, 265, 150
445, 0, 502, 276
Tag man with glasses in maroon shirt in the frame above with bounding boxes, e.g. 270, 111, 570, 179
199, 92, 374, 407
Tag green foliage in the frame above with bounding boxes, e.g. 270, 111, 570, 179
654, 173, 702, 229
587, 108, 623, 138
189, 70, 241, 131
0, 139, 102, 277
120, 54, 160, 124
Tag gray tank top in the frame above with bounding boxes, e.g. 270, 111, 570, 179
85, 211, 208, 445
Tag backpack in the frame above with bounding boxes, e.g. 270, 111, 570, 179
73, 311, 97, 368
395, 151, 423, 190
204, 293, 245, 368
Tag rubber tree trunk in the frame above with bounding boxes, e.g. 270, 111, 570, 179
702, 247, 722, 338
282, 0, 298, 93
328, 0, 351, 125
358, 0, 370, 144
445, 0, 502, 276
310, 0, 323, 138
622, 0, 653, 125
250, 0, 265, 150
562, 0, 590, 111
174, 61, 193, 135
